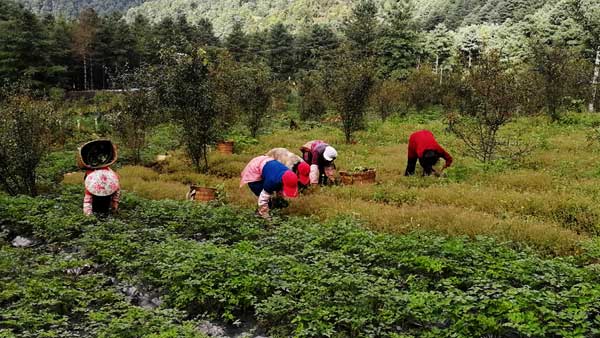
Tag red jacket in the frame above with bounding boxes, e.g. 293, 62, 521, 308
407, 130, 453, 168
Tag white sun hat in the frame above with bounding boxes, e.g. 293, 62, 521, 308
323, 146, 338, 162
85, 169, 120, 196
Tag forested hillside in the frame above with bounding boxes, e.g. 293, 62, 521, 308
125, 0, 562, 34
16, 0, 147, 17
15, 0, 563, 34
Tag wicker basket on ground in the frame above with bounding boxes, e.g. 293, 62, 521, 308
216, 141, 234, 155
187, 186, 217, 202
339, 169, 377, 185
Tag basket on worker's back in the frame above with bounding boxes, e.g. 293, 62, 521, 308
77, 139, 118, 170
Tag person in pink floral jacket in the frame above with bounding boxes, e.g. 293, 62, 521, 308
83, 167, 121, 216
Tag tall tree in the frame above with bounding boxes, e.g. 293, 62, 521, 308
44, 16, 73, 87
72, 8, 99, 90
376, 0, 417, 79
225, 20, 249, 62
570, 0, 600, 112
131, 14, 154, 65
93, 13, 136, 89
343, 0, 379, 57
425, 23, 453, 83
0, 2, 50, 86
267, 23, 295, 80
328, 53, 376, 143
156, 48, 218, 171
194, 18, 219, 47
296, 24, 339, 71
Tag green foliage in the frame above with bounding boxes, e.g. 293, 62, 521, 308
156, 48, 218, 171
343, 0, 379, 58
18, 0, 147, 17
3, 188, 600, 337
375, 0, 418, 79
0, 244, 205, 338
448, 52, 532, 163
266, 23, 295, 80
108, 67, 160, 164
224, 20, 248, 62
298, 70, 327, 121
369, 79, 407, 121
0, 87, 56, 196
327, 54, 376, 143
234, 62, 273, 138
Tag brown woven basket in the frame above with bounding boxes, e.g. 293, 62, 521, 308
339, 169, 376, 185
189, 186, 217, 202
77, 139, 118, 170
216, 141, 234, 155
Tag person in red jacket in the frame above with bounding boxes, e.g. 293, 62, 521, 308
405, 130, 453, 176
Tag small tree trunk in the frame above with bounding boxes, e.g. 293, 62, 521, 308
590, 46, 600, 113
435, 54, 439, 74
90, 57, 94, 90
83, 55, 88, 90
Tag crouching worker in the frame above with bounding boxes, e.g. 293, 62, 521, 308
405, 130, 453, 176
266, 148, 310, 189
300, 140, 338, 186
240, 156, 299, 220
83, 167, 121, 216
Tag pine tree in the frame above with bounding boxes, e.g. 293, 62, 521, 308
225, 20, 249, 62
44, 15, 72, 87
194, 18, 219, 47
93, 13, 137, 89
0, 2, 50, 86
375, 0, 417, 79
267, 23, 296, 80
296, 24, 339, 71
343, 0, 379, 57
131, 14, 154, 64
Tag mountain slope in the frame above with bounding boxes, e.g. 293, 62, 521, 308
14, 0, 560, 34
124, 0, 559, 35
15, 0, 148, 17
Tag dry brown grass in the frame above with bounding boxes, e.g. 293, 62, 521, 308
62, 114, 600, 255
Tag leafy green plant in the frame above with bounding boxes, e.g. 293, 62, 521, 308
4, 188, 600, 338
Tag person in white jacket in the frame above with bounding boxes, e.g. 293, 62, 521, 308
300, 140, 338, 185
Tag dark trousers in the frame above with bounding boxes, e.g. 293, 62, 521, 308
248, 181, 264, 197
92, 195, 112, 214
405, 157, 435, 176
405, 158, 418, 176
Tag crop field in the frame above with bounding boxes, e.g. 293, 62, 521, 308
4, 106, 600, 338
3, 0, 600, 336
61, 111, 600, 256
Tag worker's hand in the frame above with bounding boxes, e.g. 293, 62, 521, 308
257, 205, 272, 221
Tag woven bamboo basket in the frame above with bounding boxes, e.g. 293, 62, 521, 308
339, 169, 376, 185
77, 139, 118, 170
188, 186, 217, 202
216, 141, 234, 155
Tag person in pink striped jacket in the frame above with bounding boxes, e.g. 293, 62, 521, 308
83, 167, 121, 216
240, 155, 299, 220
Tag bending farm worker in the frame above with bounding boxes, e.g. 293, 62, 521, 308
240, 155, 299, 220
266, 148, 310, 189
83, 167, 121, 216
300, 140, 338, 185
405, 130, 453, 176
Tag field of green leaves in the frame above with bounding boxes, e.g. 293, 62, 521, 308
3, 182, 600, 337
